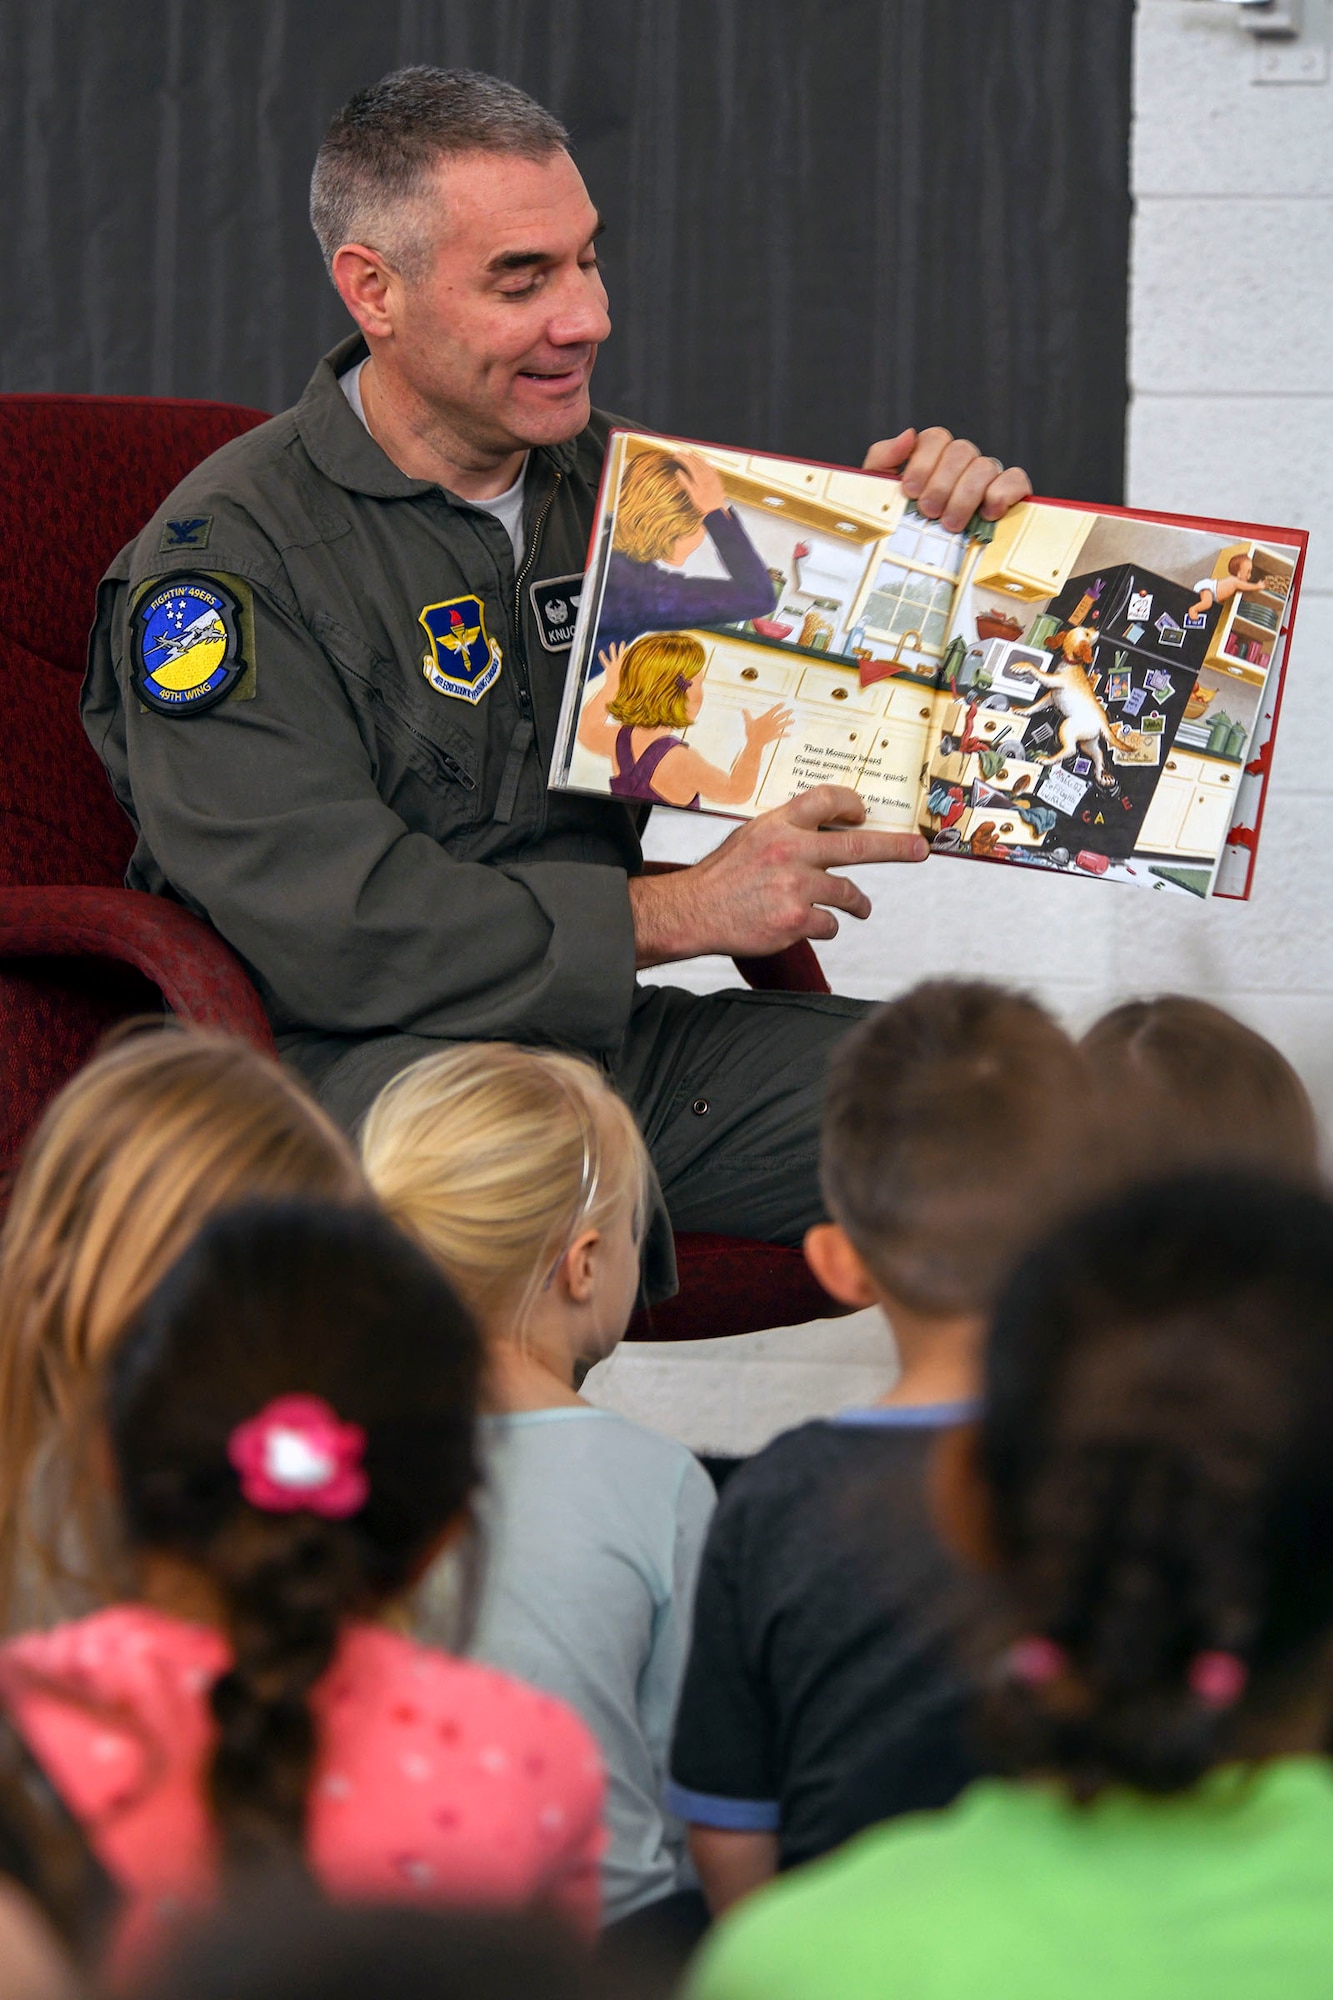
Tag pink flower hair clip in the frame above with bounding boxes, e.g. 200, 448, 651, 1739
228, 1394, 369, 1519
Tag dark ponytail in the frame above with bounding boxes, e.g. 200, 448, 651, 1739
108, 1199, 483, 1876
977, 1172, 1333, 1800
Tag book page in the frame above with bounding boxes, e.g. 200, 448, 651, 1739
549, 433, 1305, 899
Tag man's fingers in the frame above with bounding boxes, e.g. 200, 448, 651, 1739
913, 438, 984, 524
862, 429, 916, 476
980, 462, 1034, 521
811, 828, 930, 867
936, 452, 1000, 536
782, 786, 868, 830
897, 426, 955, 501
807, 870, 873, 921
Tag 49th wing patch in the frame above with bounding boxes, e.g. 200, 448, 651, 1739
132, 576, 250, 715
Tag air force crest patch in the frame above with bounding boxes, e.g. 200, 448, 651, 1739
132, 577, 245, 715
419, 595, 502, 704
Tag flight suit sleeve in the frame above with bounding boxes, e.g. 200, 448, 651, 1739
82, 571, 638, 1048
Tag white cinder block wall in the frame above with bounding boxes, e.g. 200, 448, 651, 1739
587, 0, 1333, 1454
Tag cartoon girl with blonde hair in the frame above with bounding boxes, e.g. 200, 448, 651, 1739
578, 631, 789, 810
596, 447, 777, 653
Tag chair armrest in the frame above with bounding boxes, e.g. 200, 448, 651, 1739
0, 886, 276, 1052
639, 861, 829, 996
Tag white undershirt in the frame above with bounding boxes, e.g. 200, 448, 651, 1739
339, 356, 527, 564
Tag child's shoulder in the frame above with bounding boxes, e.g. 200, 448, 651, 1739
494, 1404, 712, 1498
332, 1623, 600, 1762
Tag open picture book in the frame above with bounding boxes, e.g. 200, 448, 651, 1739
549, 430, 1308, 899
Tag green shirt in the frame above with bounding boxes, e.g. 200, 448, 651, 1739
687, 1760, 1333, 2000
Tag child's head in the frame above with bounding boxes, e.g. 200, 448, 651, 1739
963, 1172, 1333, 1799
360, 1044, 650, 1365
613, 448, 704, 565
606, 631, 706, 731
0, 1028, 365, 1626
108, 1198, 482, 1875
813, 981, 1099, 1320
1083, 995, 1319, 1180
1228, 552, 1254, 580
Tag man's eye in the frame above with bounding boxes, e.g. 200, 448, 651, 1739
502, 276, 543, 299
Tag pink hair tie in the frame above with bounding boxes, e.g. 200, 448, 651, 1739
1006, 1635, 1068, 1687
1187, 1650, 1248, 1710
228, 1394, 369, 1520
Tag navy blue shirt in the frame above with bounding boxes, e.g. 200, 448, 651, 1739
667, 1405, 983, 1871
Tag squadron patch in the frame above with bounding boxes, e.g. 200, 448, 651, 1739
419, 594, 502, 704
529, 572, 585, 652
132, 577, 247, 715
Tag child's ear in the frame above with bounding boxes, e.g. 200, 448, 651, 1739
558, 1228, 601, 1306
930, 1423, 1003, 1573
803, 1222, 880, 1308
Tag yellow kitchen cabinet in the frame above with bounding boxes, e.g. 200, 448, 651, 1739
747, 454, 826, 500
856, 718, 932, 831
1135, 752, 1198, 852
1201, 539, 1294, 689
972, 503, 1098, 602
823, 467, 904, 530
1178, 764, 1239, 858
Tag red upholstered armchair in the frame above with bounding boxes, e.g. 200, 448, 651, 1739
0, 393, 851, 1342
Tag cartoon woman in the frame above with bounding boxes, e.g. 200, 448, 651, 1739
578, 631, 790, 810
595, 448, 777, 652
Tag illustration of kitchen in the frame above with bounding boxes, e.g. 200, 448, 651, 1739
950, 507, 1297, 878
656, 449, 1297, 884
647, 450, 975, 834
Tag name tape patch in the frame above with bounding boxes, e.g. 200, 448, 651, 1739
529, 572, 585, 652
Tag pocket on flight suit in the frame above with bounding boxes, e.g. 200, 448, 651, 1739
314, 612, 481, 841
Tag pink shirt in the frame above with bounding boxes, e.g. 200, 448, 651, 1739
0, 1606, 604, 1973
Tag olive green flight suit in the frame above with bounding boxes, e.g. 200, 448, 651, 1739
82, 335, 868, 1304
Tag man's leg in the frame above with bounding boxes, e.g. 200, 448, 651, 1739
614, 984, 871, 1246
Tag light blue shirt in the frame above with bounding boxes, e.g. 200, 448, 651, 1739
415, 1405, 716, 1924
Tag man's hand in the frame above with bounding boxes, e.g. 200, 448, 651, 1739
864, 427, 1031, 535
628, 786, 928, 968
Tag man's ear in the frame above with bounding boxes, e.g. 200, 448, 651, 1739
930, 1422, 1003, 1573
803, 1222, 880, 1308
330, 242, 401, 340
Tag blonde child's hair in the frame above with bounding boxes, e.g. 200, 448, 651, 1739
359, 1043, 650, 1338
607, 631, 706, 731
613, 448, 703, 565
0, 1026, 366, 1629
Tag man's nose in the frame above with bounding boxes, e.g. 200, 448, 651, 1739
548, 266, 612, 350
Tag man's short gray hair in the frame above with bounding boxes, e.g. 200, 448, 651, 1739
310, 66, 569, 280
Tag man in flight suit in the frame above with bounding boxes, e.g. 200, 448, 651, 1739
82, 67, 1031, 1298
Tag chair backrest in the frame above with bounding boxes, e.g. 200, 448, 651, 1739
0, 394, 269, 888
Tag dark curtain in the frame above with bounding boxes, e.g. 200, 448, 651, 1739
1, 0, 1132, 500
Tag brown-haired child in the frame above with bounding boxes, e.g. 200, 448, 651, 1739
668, 980, 1101, 1916
1083, 994, 1320, 1180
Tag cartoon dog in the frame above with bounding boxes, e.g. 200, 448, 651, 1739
1014, 626, 1129, 786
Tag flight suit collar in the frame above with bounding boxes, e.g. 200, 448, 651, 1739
295, 333, 581, 502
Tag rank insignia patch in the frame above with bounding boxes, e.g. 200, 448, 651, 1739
419, 595, 502, 704
158, 515, 213, 552
530, 572, 585, 652
132, 577, 246, 715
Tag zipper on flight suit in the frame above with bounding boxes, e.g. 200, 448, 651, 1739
495, 469, 562, 829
